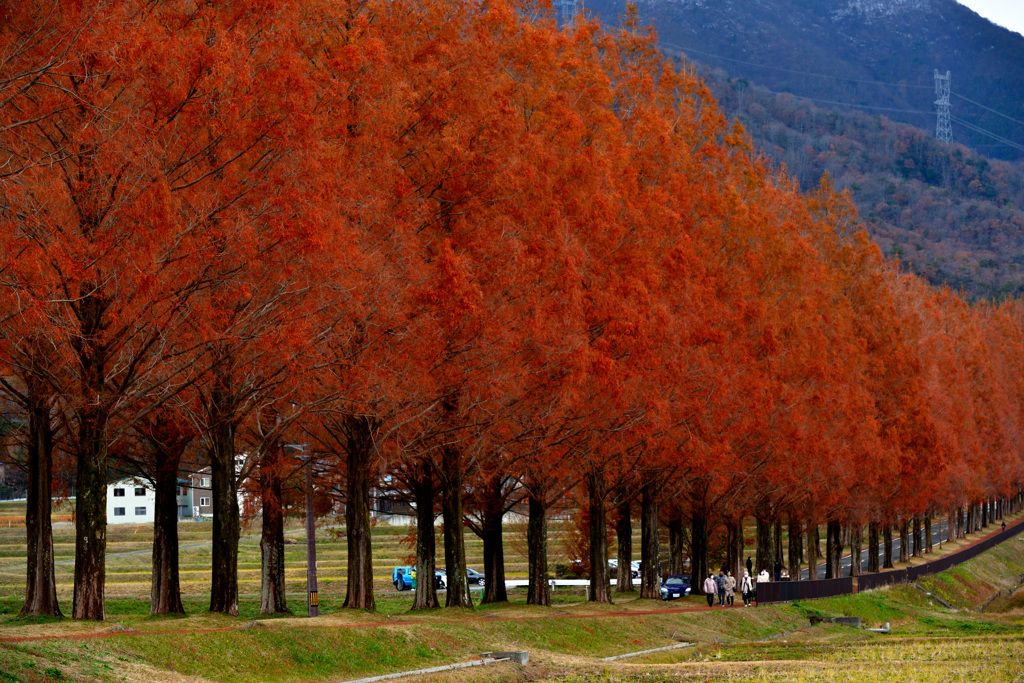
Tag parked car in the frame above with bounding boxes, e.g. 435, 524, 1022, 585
608, 559, 641, 578
392, 566, 446, 591
466, 567, 485, 586
660, 574, 691, 601
438, 568, 486, 586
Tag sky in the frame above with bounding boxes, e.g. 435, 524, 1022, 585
957, 1, 1024, 37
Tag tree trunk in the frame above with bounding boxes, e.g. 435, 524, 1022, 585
209, 378, 239, 616
342, 417, 375, 611
899, 520, 909, 563
867, 522, 880, 573
755, 514, 772, 574
691, 509, 710, 594
957, 507, 965, 539
151, 457, 185, 615
787, 513, 802, 581
728, 518, 743, 581
912, 515, 923, 558
441, 445, 472, 609
807, 523, 820, 580
825, 519, 842, 579
883, 524, 893, 568
639, 479, 660, 599
586, 468, 611, 604
773, 517, 784, 572
72, 406, 107, 621
480, 477, 508, 604
981, 499, 988, 528
925, 516, 933, 554
849, 524, 862, 577
412, 459, 439, 610
21, 382, 61, 618
526, 489, 549, 606
668, 513, 685, 575
615, 497, 633, 593
259, 450, 288, 615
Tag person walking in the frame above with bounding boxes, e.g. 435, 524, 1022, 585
741, 570, 754, 607
716, 570, 726, 606
746, 556, 753, 576
702, 573, 717, 608
725, 570, 736, 606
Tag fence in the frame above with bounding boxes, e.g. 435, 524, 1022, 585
759, 516, 1024, 603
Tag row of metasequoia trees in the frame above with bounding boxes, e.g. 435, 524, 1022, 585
2, 0, 1024, 620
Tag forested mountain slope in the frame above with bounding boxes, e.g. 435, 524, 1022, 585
582, 0, 1024, 298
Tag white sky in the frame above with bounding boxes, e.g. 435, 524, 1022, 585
957, 1, 1024, 37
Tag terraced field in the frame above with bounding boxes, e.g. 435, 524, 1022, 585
0, 501, 592, 601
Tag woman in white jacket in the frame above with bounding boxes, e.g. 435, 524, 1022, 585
741, 570, 754, 606
702, 574, 717, 608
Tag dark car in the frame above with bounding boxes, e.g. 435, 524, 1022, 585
466, 567, 485, 586
661, 574, 691, 601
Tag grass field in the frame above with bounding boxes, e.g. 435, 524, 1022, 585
0, 501, 1021, 682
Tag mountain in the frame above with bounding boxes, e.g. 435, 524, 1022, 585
580, 0, 1024, 299
585, 0, 1024, 161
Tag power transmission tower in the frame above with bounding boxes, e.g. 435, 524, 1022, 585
934, 69, 952, 143
555, 0, 580, 28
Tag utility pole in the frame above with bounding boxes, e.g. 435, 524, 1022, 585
555, 0, 580, 28
934, 69, 952, 143
292, 444, 318, 617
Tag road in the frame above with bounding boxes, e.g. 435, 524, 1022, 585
798, 519, 951, 579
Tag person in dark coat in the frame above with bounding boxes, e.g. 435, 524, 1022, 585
716, 570, 726, 606
774, 560, 782, 582
746, 556, 753, 576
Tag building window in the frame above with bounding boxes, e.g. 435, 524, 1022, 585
113, 488, 125, 497
200, 497, 210, 506
135, 487, 145, 496
201, 477, 210, 487
114, 507, 125, 516
135, 506, 147, 516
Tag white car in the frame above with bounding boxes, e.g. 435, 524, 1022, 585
607, 559, 641, 578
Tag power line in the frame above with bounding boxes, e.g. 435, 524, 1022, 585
658, 40, 933, 90
762, 91, 932, 115
951, 92, 1024, 128
950, 116, 1024, 153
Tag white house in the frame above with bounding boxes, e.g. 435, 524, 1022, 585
107, 477, 195, 524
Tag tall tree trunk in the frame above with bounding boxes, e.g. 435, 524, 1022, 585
755, 514, 772, 574
21, 381, 61, 618
787, 514, 802, 581
773, 517, 784, 572
151, 457, 185, 615
639, 479, 660, 599
825, 520, 842, 579
867, 522, 880, 573
667, 513, 685, 575
849, 524, 862, 577
727, 518, 743, 581
480, 476, 508, 604
342, 417, 375, 611
912, 515, 923, 557
209, 376, 239, 616
526, 488, 549, 606
412, 459, 439, 610
615, 497, 633, 593
259, 449, 288, 615
441, 445, 471, 609
883, 524, 894, 568
924, 516, 933, 554
807, 523, 820, 580
957, 507, 965, 539
981, 499, 988, 528
72, 405, 107, 621
587, 468, 611, 604
691, 509, 710, 594
899, 520, 909, 563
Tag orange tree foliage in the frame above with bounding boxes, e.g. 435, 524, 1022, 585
3, 0, 1024, 617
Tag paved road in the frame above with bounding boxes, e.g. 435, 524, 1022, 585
798, 520, 951, 579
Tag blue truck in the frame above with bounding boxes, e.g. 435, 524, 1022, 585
392, 566, 446, 591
